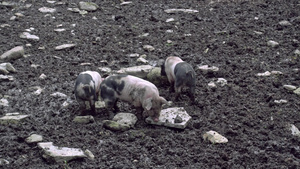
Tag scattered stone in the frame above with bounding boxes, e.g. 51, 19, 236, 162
267, 40, 279, 48
164, 9, 199, 14
0, 75, 14, 81
166, 18, 175, 22
216, 78, 227, 86
54, 44, 76, 50
102, 120, 131, 131
79, 1, 99, 11
67, 8, 81, 13
127, 53, 140, 58
25, 134, 43, 143
117, 65, 154, 79
50, 92, 67, 98
84, 149, 95, 160
271, 71, 283, 75
283, 85, 297, 91
73, 116, 95, 124
143, 45, 155, 52
294, 49, 300, 56
38, 7, 56, 13
0, 24, 11, 28
203, 131, 228, 144
145, 107, 191, 129
0, 63, 16, 74
279, 20, 292, 26
253, 31, 263, 35
293, 88, 300, 96
196, 65, 219, 74
274, 99, 288, 104
256, 71, 271, 76
37, 142, 87, 163
33, 86, 43, 95
80, 63, 92, 66
0, 46, 24, 61
54, 28, 66, 32
47, 1, 56, 4
120, 1, 133, 5
95, 100, 106, 109
112, 113, 137, 128
0, 98, 9, 106
137, 57, 148, 64
208, 81, 217, 88
146, 67, 168, 86
0, 159, 9, 166
0, 113, 30, 125
98, 67, 112, 74
19, 32, 40, 41
289, 124, 300, 137
39, 73, 47, 80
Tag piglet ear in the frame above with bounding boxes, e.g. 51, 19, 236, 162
144, 98, 152, 110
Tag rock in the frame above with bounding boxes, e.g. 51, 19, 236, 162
102, 120, 131, 131
137, 57, 148, 64
0, 113, 30, 125
54, 28, 66, 32
0, 98, 9, 106
25, 134, 43, 143
0, 63, 16, 74
289, 124, 300, 137
38, 7, 56, 13
19, 32, 40, 41
37, 142, 87, 163
164, 9, 199, 14
33, 86, 43, 95
55, 44, 76, 50
196, 65, 219, 74
127, 53, 140, 58
120, 1, 133, 5
293, 88, 300, 96
95, 101, 106, 109
271, 71, 283, 75
203, 131, 228, 144
146, 67, 168, 86
294, 49, 300, 56
84, 149, 95, 160
145, 107, 191, 129
208, 81, 217, 88
216, 78, 227, 86
0, 159, 9, 166
143, 45, 155, 52
256, 71, 271, 76
39, 73, 47, 80
166, 18, 175, 22
73, 116, 95, 124
253, 31, 263, 35
267, 40, 279, 48
112, 113, 137, 128
0, 46, 24, 61
117, 65, 154, 79
98, 67, 112, 74
79, 1, 99, 11
50, 92, 67, 98
0, 75, 14, 81
274, 99, 288, 104
279, 20, 292, 26
283, 85, 297, 91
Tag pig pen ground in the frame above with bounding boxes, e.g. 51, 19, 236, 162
0, 0, 300, 168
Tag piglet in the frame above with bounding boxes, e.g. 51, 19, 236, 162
74, 71, 102, 113
161, 56, 196, 101
100, 74, 168, 121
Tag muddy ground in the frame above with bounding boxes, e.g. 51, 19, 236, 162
0, 0, 300, 168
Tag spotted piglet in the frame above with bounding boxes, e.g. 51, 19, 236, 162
100, 74, 168, 121
74, 71, 102, 113
161, 56, 196, 102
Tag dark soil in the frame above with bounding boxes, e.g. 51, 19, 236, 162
1, 0, 300, 168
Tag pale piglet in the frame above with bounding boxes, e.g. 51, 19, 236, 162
100, 74, 167, 121
74, 71, 102, 113
161, 56, 196, 101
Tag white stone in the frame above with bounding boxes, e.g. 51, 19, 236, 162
0, 46, 24, 61
19, 32, 40, 41
145, 107, 191, 129
0, 159, 9, 166
256, 71, 271, 76
294, 49, 300, 56
25, 134, 43, 143
166, 18, 175, 22
79, 1, 99, 11
294, 88, 300, 96
84, 149, 95, 160
267, 40, 279, 47
127, 53, 140, 58
116, 65, 154, 79
120, 1, 133, 5
271, 71, 283, 75
0, 98, 9, 106
208, 81, 217, 88
33, 87, 43, 95
137, 57, 148, 64
37, 142, 87, 163
0, 113, 30, 125
38, 7, 56, 13
274, 99, 288, 104
113, 113, 137, 128
143, 45, 155, 52
54, 28, 66, 32
95, 100, 106, 109
290, 124, 300, 137
0, 63, 16, 74
166, 30, 173, 33
164, 9, 199, 14
203, 131, 228, 144
73, 116, 95, 124
196, 65, 219, 74
50, 92, 67, 98
55, 44, 76, 50
98, 67, 112, 74
216, 78, 227, 86
253, 31, 263, 35
283, 85, 297, 91
0, 75, 14, 81
279, 20, 292, 26
39, 73, 47, 80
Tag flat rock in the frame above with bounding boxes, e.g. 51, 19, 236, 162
38, 7, 56, 13
50, 92, 67, 98
55, 44, 76, 50
95, 100, 106, 109
146, 67, 168, 86
0, 46, 24, 61
0, 98, 9, 106
143, 45, 155, 52
293, 88, 300, 96
73, 116, 95, 124
25, 134, 43, 143
283, 85, 297, 91
256, 71, 271, 76
79, 1, 99, 11
102, 120, 131, 131
0, 159, 9, 166
196, 65, 219, 74
0, 63, 16, 74
216, 78, 227, 86
289, 124, 300, 137
279, 20, 292, 26
0, 113, 30, 125
267, 40, 279, 47
19, 32, 40, 41
145, 107, 191, 129
0, 75, 14, 81
112, 113, 137, 128
37, 142, 87, 163
164, 9, 199, 14
116, 65, 154, 79
203, 131, 228, 144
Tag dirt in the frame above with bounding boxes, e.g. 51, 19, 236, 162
0, 0, 300, 168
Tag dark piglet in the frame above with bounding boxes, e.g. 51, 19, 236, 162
74, 71, 102, 113
100, 74, 167, 121
161, 56, 196, 101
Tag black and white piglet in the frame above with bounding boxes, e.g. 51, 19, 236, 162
74, 71, 102, 112
100, 74, 168, 121
161, 56, 196, 101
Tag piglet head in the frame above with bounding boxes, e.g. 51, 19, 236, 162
144, 96, 168, 122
